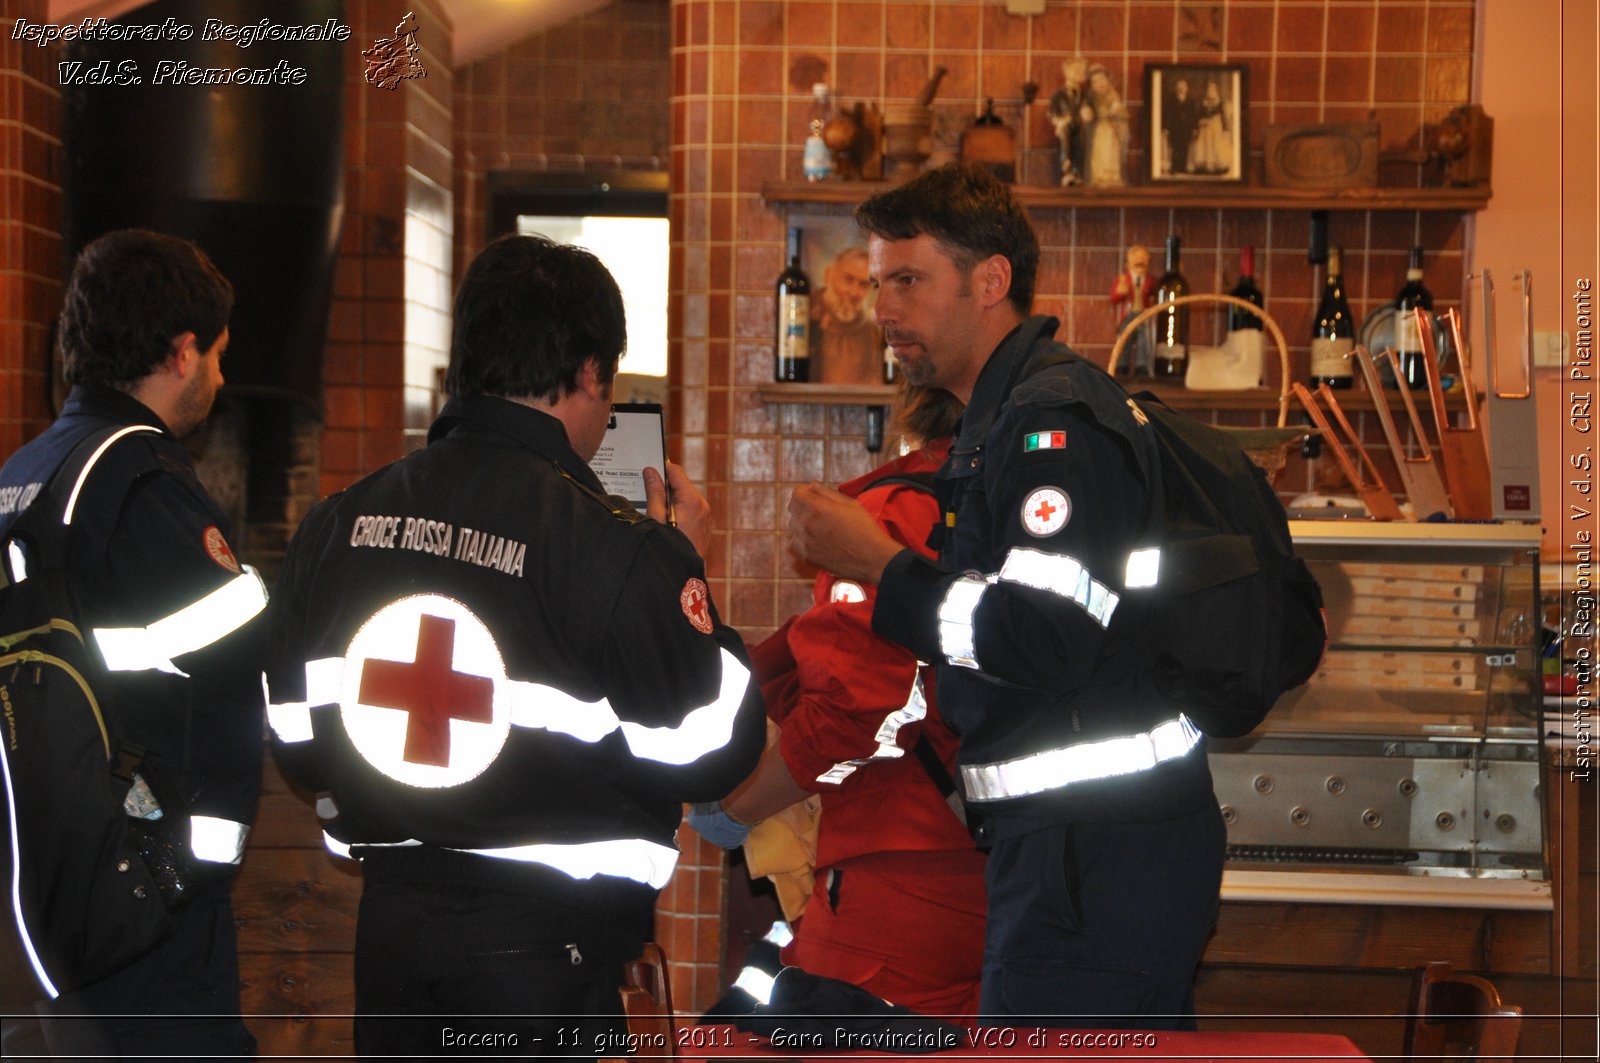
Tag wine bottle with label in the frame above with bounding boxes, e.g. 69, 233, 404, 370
1152, 235, 1189, 378
774, 227, 811, 382
1393, 246, 1434, 390
1309, 245, 1354, 389
1224, 245, 1266, 387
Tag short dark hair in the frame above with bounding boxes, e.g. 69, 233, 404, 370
855, 163, 1039, 315
58, 229, 233, 389
447, 233, 627, 401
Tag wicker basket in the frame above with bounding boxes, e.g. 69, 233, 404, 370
1108, 292, 1311, 480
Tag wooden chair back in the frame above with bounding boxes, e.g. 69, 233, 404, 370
610, 941, 676, 1059
1403, 961, 1522, 1062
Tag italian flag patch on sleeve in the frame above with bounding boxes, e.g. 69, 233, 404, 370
1024, 431, 1066, 452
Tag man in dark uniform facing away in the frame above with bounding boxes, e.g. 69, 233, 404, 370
265, 234, 765, 1056
0, 230, 266, 1057
787, 165, 1226, 1030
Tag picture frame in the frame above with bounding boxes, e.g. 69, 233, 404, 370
792, 212, 884, 386
1145, 63, 1248, 183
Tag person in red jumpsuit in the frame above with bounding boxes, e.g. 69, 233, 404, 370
690, 385, 984, 1021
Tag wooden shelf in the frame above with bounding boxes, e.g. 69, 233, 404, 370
760, 180, 1492, 213
759, 380, 1468, 413
758, 382, 895, 406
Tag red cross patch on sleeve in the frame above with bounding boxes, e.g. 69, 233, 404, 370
1020, 487, 1072, 537
680, 578, 714, 634
203, 525, 242, 573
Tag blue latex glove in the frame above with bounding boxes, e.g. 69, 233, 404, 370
687, 801, 751, 850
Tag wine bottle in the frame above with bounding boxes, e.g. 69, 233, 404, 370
1225, 245, 1265, 387
774, 227, 811, 382
1152, 235, 1189, 378
802, 83, 833, 182
1309, 245, 1354, 389
1393, 246, 1434, 390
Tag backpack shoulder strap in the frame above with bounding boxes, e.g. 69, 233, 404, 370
858, 471, 937, 496
4, 425, 162, 583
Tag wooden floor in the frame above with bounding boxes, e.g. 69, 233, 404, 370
236, 760, 359, 1058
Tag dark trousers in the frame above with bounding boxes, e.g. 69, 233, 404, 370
353, 856, 655, 1059
978, 803, 1226, 1029
26, 893, 256, 1060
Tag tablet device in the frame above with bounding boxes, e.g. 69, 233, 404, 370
591, 402, 667, 512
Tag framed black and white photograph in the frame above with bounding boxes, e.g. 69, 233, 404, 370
1145, 63, 1248, 183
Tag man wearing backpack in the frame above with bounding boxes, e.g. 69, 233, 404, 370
787, 164, 1226, 1030
0, 230, 266, 1055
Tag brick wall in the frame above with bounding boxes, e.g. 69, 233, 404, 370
0, 0, 62, 459
320, 0, 454, 497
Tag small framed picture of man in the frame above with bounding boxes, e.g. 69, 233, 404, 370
795, 213, 884, 385
1145, 63, 1248, 183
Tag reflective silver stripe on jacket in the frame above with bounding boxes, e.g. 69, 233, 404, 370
269, 647, 749, 768
321, 832, 678, 888
190, 815, 250, 864
938, 549, 1126, 671
1124, 547, 1161, 589
815, 672, 926, 785
960, 716, 1203, 802
734, 965, 777, 1004
94, 569, 269, 675
997, 548, 1120, 629
937, 575, 989, 669
60, 425, 161, 526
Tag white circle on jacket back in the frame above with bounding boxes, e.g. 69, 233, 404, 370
341, 593, 511, 788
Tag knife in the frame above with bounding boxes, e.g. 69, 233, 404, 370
1291, 381, 1404, 520
1354, 346, 1453, 520
1417, 307, 1493, 518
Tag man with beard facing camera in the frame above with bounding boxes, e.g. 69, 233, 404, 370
787, 165, 1225, 1030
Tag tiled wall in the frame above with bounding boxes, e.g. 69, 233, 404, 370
321, 0, 454, 497
670, 0, 1475, 644
0, 0, 61, 459
452, 0, 672, 277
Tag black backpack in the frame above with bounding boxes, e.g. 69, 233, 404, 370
0, 425, 175, 1002
1121, 390, 1327, 737
983, 327, 1325, 740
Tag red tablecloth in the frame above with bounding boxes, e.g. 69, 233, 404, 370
673, 1024, 1369, 1062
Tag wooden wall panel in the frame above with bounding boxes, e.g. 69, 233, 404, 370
1205, 901, 1552, 974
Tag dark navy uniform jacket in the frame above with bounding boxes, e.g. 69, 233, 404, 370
264, 394, 765, 890
0, 384, 267, 885
872, 317, 1216, 840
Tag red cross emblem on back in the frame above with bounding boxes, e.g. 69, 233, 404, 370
1033, 498, 1057, 523
358, 614, 494, 766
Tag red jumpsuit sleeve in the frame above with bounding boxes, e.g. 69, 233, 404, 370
777, 482, 940, 789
